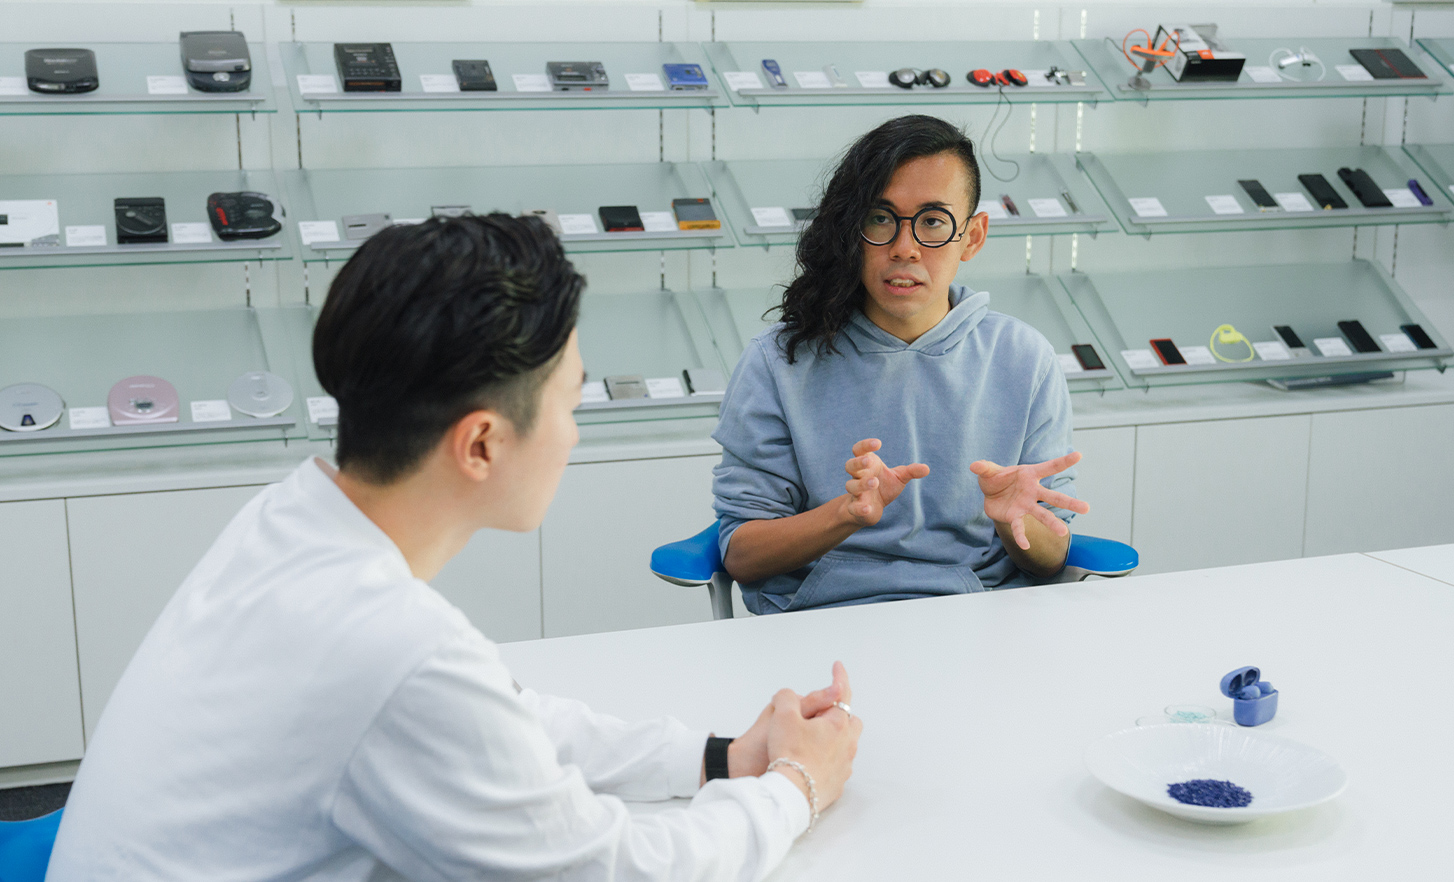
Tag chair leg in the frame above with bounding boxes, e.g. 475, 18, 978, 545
707, 572, 735, 620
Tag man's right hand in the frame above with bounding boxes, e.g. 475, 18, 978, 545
764, 663, 862, 811
841, 438, 930, 527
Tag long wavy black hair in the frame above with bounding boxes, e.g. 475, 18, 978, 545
775, 115, 981, 363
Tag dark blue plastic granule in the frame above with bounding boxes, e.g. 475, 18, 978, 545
1167, 779, 1253, 808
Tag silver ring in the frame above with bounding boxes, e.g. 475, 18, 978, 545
833, 701, 852, 718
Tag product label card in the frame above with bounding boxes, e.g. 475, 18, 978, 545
855, 71, 890, 88
722, 71, 763, 91
190, 399, 233, 422
392, 218, 425, 226
1274, 192, 1315, 212
297, 220, 340, 245
639, 211, 676, 232
0, 77, 27, 96
750, 206, 793, 227
65, 225, 107, 247
1243, 66, 1282, 84
419, 74, 460, 93
580, 381, 609, 403
1180, 345, 1217, 365
170, 222, 212, 244
1204, 194, 1244, 215
556, 213, 598, 235
67, 407, 111, 430
645, 377, 686, 399
1381, 332, 1418, 353
297, 74, 339, 95
1128, 196, 1168, 217
1121, 349, 1160, 370
793, 70, 831, 89
511, 73, 551, 92
1383, 188, 1423, 208
977, 200, 1009, 220
1313, 337, 1353, 357
147, 75, 189, 95
1336, 64, 1375, 82
306, 396, 339, 424
1028, 198, 1067, 218
1058, 353, 1084, 374
624, 72, 664, 92
1253, 340, 1291, 361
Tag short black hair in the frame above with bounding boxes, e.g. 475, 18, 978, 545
314, 213, 583, 484
776, 115, 981, 363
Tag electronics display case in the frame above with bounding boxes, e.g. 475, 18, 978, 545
1076, 146, 1453, 237
692, 274, 1123, 395
1060, 261, 1451, 390
703, 154, 1113, 249
278, 42, 723, 114
1405, 143, 1454, 205
0, 42, 276, 115
281, 163, 733, 260
1071, 36, 1450, 103
701, 41, 1108, 108
0, 169, 291, 269
1417, 38, 1454, 77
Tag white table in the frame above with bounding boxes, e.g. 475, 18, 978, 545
1366, 544, 1454, 587
499, 551, 1454, 880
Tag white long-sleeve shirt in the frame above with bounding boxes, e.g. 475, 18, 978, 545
48, 458, 808, 881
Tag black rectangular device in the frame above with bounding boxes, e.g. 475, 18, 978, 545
1272, 325, 1307, 350
1150, 338, 1186, 366
451, 59, 496, 91
25, 48, 98, 93
334, 43, 401, 92
1071, 344, 1105, 371
598, 205, 644, 232
1237, 179, 1280, 211
207, 191, 281, 240
1338, 167, 1393, 208
671, 198, 720, 230
180, 31, 251, 92
1337, 320, 1381, 353
114, 197, 168, 245
546, 61, 608, 91
1349, 48, 1426, 80
1400, 323, 1438, 350
1297, 174, 1347, 210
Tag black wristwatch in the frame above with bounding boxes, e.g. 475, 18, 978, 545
705, 736, 734, 781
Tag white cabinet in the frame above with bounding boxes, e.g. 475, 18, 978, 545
1069, 426, 1135, 545
0, 500, 85, 768
431, 528, 542, 643
67, 485, 265, 740
541, 455, 719, 637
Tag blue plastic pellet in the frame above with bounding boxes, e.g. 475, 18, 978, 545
1167, 779, 1253, 808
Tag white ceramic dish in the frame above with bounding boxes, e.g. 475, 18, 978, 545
1085, 724, 1347, 825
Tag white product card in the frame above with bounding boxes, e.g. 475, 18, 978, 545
977, 200, 1009, 220
750, 206, 793, 227
392, 218, 425, 226
65, 225, 106, 247
1384, 188, 1423, 208
1336, 64, 1375, 82
1274, 191, 1315, 212
1128, 196, 1168, 217
170, 222, 212, 244
296, 74, 339, 95
1244, 65, 1282, 84
297, 220, 340, 245
1028, 198, 1067, 218
645, 377, 686, 399
306, 396, 339, 424
0, 77, 28, 96
1180, 345, 1217, 365
1021, 69, 1056, 87
855, 70, 890, 88
190, 400, 233, 422
1314, 337, 1354, 357
624, 72, 664, 92
1122, 349, 1160, 370
512, 73, 551, 92
639, 211, 676, 232
1381, 332, 1418, 353
68, 407, 111, 430
1058, 353, 1084, 374
1254, 340, 1291, 361
793, 70, 831, 89
556, 213, 598, 235
419, 74, 460, 93
1205, 194, 1244, 215
723, 71, 763, 91
147, 75, 188, 95
580, 381, 609, 403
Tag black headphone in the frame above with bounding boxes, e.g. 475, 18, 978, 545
890, 68, 951, 89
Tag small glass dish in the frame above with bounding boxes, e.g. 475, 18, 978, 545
1136, 705, 1231, 727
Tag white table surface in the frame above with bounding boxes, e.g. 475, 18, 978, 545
498, 552, 1454, 880
1365, 544, 1454, 587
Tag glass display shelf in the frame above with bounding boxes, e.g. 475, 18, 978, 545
703, 154, 1113, 248
0, 42, 276, 115
282, 163, 731, 261
1058, 261, 1451, 390
1077, 146, 1452, 237
279, 42, 722, 114
702, 41, 1106, 108
1071, 36, 1449, 103
0, 169, 291, 270
1404, 143, 1454, 205
1417, 38, 1454, 77
0, 307, 313, 458
692, 275, 1122, 394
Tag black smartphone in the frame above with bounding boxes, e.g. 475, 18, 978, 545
1400, 323, 1438, 350
452, 59, 497, 91
1238, 179, 1280, 210
1272, 325, 1307, 350
1338, 320, 1381, 353
1297, 174, 1348, 210
1337, 167, 1393, 208
1150, 338, 1186, 366
1071, 344, 1105, 371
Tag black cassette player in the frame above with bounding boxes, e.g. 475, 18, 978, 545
180, 31, 252, 93
207, 192, 282, 240
334, 43, 401, 92
25, 48, 98, 94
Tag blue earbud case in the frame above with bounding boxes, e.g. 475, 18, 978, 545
1220, 666, 1278, 726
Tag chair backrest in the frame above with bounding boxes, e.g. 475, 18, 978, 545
0, 808, 63, 882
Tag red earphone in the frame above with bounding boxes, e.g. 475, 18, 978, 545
997, 69, 1028, 87
968, 68, 994, 87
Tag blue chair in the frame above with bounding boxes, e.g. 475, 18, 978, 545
651, 521, 1139, 619
0, 808, 63, 882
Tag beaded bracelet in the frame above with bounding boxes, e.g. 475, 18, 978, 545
767, 757, 820, 833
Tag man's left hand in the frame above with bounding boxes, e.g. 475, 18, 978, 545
971, 452, 1089, 550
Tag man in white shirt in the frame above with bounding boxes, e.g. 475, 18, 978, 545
48, 214, 861, 881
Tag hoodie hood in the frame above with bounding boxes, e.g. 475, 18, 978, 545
844, 284, 990, 356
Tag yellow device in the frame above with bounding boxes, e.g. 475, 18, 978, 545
1210, 324, 1255, 362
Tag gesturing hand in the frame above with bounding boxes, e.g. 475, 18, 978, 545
970, 451, 1090, 550
842, 439, 930, 527
728, 662, 852, 779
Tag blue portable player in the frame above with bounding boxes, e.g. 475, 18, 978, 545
1220, 666, 1279, 726
663, 63, 709, 91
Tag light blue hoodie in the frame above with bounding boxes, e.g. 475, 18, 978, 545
712, 285, 1076, 614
